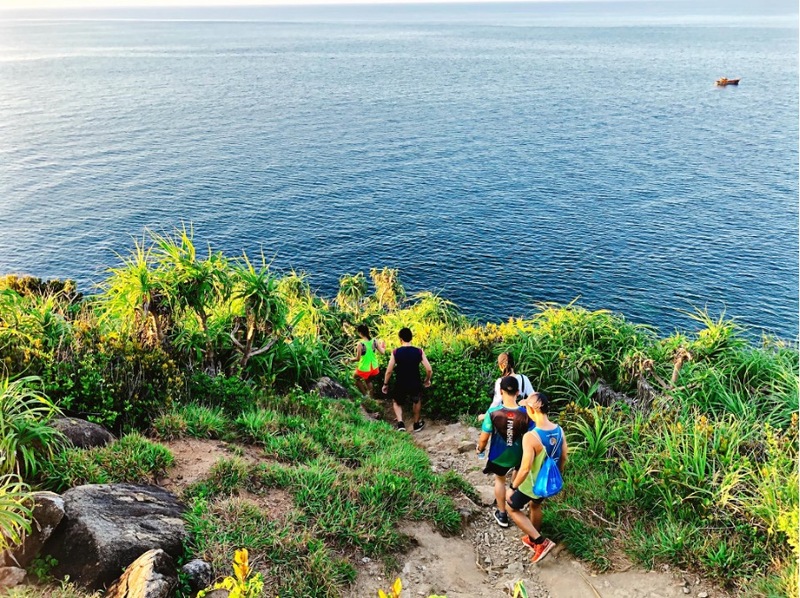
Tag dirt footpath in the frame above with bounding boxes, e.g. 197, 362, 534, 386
158, 430, 726, 598
363, 421, 729, 598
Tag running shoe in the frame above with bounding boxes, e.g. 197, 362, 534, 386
396, 420, 406, 432
521, 535, 536, 551
413, 421, 425, 432
530, 538, 556, 563
493, 510, 509, 528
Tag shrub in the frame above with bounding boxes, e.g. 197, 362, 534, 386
45, 336, 182, 432
423, 352, 493, 420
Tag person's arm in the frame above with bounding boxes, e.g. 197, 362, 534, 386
421, 349, 432, 387
558, 432, 568, 471
382, 352, 396, 394
489, 378, 502, 409
508, 432, 542, 493
476, 431, 491, 454
375, 339, 386, 355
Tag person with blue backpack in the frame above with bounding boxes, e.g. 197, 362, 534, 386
505, 391, 568, 564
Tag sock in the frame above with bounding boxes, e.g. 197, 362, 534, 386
532, 536, 545, 545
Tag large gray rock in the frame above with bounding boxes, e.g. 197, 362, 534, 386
43, 484, 186, 590
0, 491, 65, 568
311, 376, 350, 399
51, 417, 116, 449
105, 549, 177, 598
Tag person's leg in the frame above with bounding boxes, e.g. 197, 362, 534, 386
494, 475, 507, 514
508, 493, 555, 562
508, 506, 541, 540
392, 400, 404, 423
412, 398, 422, 424
354, 375, 368, 396
530, 500, 543, 531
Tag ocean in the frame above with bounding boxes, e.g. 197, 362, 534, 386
0, 1, 797, 337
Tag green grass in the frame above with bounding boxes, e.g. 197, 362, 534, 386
182, 392, 471, 597
42, 433, 174, 492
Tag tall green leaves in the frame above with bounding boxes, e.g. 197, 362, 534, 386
0, 376, 63, 478
0, 475, 33, 552
0, 376, 63, 552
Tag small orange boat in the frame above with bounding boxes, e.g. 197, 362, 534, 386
715, 77, 740, 86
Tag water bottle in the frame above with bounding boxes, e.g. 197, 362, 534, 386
477, 449, 485, 460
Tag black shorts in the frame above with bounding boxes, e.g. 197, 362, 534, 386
483, 461, 514, 476
392, 386, 422, 406
506, 489, 544, 511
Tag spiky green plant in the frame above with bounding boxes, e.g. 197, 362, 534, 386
0, 474, 33, 552
336, 272, 368, 314
230, 254, 287, 368
0, 376, 64, 478
369, 268, 405, 312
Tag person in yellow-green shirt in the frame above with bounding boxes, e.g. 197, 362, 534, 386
505, 391, 568, 564
353, 324, 385, 397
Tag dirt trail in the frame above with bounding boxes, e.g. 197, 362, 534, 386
392, 421, 728, 598
159, 431, 726, 598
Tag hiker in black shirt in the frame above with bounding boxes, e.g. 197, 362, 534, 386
382, 327, 432, 432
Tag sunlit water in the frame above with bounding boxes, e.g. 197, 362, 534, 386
0, 1, 797, 337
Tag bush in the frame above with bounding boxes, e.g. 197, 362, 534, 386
189, 372, 260, 415
45, 336, 182, 432
424, 353, 493, 420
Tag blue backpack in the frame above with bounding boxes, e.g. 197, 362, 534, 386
532, 427, 564, 498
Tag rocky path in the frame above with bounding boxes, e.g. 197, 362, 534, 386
366, 421, 728, 598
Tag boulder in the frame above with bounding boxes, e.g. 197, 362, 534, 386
180, 559, 213, 594
51, 417, 116, 449
105, 549, 176, 598
0, 491, 65, 568
311, 377, 350, 399
43, 484, 186, 589
0, 567, 26, 589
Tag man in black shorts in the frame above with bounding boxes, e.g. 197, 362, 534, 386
381, 327, 432, 432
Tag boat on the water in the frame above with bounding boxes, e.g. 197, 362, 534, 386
715, 77, 740, 86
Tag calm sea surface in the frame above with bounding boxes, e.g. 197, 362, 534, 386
0, 2, 797, 337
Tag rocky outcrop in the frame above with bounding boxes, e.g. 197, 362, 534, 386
105, 549, 177, 598
51, 417, 116, 449
0, 491, 65, 568
181, 559, 213, 594
311, 376, 350, 399
43, 484, 186, 589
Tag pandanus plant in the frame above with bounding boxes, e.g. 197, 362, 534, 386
151, 227, 231, 370
336, 272, 368, 314
102, 237, 171, 346
229, 254, 288, 368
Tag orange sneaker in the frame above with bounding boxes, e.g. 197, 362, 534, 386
530, 538, 556, 563
521, 535, 536, 551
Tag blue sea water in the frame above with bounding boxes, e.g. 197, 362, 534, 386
0, 1, 797, 338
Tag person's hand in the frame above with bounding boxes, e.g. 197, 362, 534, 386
378, 340, 386, 350
505, 487, 514, 502
423, 379, 431, 388
381, 384, 389, 395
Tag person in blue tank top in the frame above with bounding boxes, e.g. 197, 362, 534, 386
505, 391, 568, 564
381, 327, 432, 432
